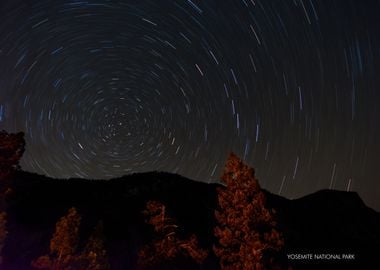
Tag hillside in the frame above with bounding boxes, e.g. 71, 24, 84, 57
2, 170, 380, 269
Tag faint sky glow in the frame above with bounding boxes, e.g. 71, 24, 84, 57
0, 0, 379, 210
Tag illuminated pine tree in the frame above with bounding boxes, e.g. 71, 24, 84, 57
214, 153, 286, 270
50, 207, 81, 262
32, 207, 81, 270
138, 201, 208, 269
32, 209, 110, 270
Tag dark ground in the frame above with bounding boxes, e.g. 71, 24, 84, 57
2, 170, 380, 269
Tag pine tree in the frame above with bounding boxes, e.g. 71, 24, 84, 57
0, 131, 25, 211
80, 221, 110, 270
32, 209, 110, 270
32, 207, 81, 270
50, 207, 81, 263
138, 201, 208, 269
214, 153, 286, 270
0, 131, 25, 265
0, 130, 25, 179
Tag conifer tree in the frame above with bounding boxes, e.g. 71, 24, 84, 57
50, 207, 81, 262
214, 153, 286, 270
32, 207, 81, 270
80, 221, 110, 270
0, 130, 25, 179
138, 201, 208, 269
0, 130, 25, 211
0, 131, 25, 268
32, 209, 110, 270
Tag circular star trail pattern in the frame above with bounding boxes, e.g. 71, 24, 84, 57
0, 0, 379, 209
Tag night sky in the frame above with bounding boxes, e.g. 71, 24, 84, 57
0, 0, 379, 210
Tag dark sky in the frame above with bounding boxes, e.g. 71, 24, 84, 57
0, 0, 379, 210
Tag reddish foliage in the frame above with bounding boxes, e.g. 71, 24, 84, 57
32, 208, 110, 270
0, 130, 24, 265
81, 221, 110, 270
138, 201, 208, 269
32, 207, 81, 270
50, 207, 81, 260
214, 153, 286, 270
0, 131, 25, 166
0, 130, 25, 179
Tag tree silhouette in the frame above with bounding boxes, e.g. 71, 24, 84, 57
0, 130, 25, 179
138, 201, 208, 269
214, 153, 286, 270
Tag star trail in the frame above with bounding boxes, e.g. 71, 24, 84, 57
0, 0, 379, 209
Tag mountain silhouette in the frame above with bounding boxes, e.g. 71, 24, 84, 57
2, 170, 380, 269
